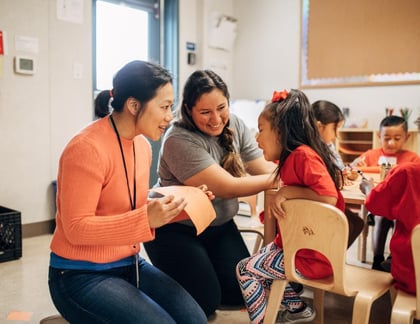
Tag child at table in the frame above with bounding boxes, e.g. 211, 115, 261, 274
360, 162, 420, 295
353, 115, 420, 271
236, 89, 344, 324
312, 100, 364, 248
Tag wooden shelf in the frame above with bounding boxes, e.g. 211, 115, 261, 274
337, 128, 419, 165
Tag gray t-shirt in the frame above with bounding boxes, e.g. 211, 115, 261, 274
157, 113, 263, 226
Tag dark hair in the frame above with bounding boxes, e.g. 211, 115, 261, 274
380, 115, 408, 132
175, 70, 245, 177
312, 100, 344, 125
94, 60, 172, 116
260, 89, 342, 189
94, 91, 111, 118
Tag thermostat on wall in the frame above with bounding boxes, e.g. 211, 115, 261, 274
14, 56, 35, 75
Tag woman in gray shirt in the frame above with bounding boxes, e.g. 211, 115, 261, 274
144, 70, 276, 317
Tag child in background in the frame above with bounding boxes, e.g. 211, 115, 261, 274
360, 162, 420, 295
236, 89, 344, 324
312, 100, 364, 248
353, 115, 420, 271
312, 100, 346, 170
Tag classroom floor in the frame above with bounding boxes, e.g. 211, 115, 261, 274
0, 217, 414, 324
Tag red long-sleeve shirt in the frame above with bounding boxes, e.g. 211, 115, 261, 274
274, 145, 345, 279
365, 162, 420, 295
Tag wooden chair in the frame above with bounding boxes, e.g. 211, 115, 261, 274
237, 194, 264, 254
390, 224, 420, 323
263, 199, 393, 324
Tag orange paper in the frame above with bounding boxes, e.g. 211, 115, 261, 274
149, 186, 216, 235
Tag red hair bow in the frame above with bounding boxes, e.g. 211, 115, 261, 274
271, 89, 289, 103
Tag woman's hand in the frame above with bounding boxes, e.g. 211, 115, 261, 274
147, 195, 187, 229
197, 184, 215, 200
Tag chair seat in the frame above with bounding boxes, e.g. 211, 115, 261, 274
345, 265, 393, 297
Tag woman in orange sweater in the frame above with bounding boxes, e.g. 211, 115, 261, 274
48, 60, 207, 324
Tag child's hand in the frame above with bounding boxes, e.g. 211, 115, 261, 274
344, 168, 359, 181
197, 184, 215, 200
359, 177, 374, 195
352, 156, 366, 167
269, 191, 286, 220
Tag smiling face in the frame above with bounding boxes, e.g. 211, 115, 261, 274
256, 115, 281, 162
190, 89, 229, 136
137, 82, 174, 141
379, 124, 409, 155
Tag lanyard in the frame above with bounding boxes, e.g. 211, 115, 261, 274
109, 115, 136, 210
109, 114, 139, 288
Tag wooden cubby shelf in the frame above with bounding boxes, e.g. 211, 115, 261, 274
337, 129, 419, 165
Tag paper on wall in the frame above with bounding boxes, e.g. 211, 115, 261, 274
208, 12, 237, 52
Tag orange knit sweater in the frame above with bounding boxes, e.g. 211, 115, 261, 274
50, 116, 154, 263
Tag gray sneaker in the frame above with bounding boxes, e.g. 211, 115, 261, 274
276, 305, 316, 323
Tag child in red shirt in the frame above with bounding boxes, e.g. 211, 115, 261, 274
360, 162, 420, 295
354, 116, 420, 271
236, 89, 344, 324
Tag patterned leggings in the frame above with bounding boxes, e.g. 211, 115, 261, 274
236, 242, 304, 324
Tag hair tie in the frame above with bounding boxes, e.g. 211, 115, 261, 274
271, 89, 289, 103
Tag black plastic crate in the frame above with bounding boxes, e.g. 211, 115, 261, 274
0, 206, 22, 262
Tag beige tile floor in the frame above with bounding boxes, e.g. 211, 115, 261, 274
0, 217, 412, 324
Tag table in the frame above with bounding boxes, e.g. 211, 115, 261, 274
341, 173, 379, 263
341, 182, 368, 262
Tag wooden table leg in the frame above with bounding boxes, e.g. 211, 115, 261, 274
358, 204, 368, 263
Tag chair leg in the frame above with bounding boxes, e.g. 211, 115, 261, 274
391, 309, 415, 324
263, 280, 287, 324
312, 289, 325, 324
352, 294, 374, 324
238, 229, 264, 254
253, 235, 263, 254
389, 286, 397, 304
390, 293, 415, 324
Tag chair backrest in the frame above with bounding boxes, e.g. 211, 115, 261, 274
411, 224, 420, 318
279, 199, 353, 295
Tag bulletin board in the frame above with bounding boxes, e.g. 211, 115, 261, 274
300, 0, 420, 88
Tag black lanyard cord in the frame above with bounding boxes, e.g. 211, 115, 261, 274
109, 114, 136, 210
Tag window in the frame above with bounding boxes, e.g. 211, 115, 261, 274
93, 0, 178, 187
93, 0, 160, 91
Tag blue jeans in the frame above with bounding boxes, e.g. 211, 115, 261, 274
48, 257, 206, 324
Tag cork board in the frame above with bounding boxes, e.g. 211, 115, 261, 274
300, 0, 420, 88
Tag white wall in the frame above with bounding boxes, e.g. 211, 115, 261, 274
231, 0, 420, 130
178, 0, 235, 98
0, 0, 92, 224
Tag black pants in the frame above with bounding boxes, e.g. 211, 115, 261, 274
144, 220, 250, 317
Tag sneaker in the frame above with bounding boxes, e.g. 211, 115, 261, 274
372, 255, 385, 271
380, 255, 392, 273
367, 213, 375, 226
276, 304, 316, 323
289, 282, 304, 296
